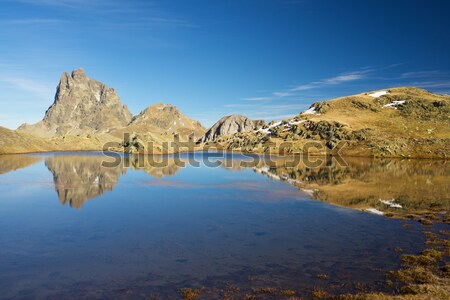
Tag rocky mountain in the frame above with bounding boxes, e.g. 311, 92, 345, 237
123, 102, 205, 140
19, 69, 132, 137
199, 114, 266, 143
205, 87, 450, 158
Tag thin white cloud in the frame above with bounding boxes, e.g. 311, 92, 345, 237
0, 19, 65, 25
411, 81, 450, 88
241, 97, 271, 101
401, 70, 447, 79
0, 75, 53, 100
13, 0, 112, 9
138, 17, 196, 28
291, 70, 369, 91
273, 92, 294, 97
243, 69, 374, 102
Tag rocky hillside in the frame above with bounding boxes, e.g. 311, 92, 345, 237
0, 126, 50, 154
199, 114, 266, 143
202, 87, 450, 158
18, 69, 132, 137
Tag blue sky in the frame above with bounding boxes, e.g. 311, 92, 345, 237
1, 0, 450, 129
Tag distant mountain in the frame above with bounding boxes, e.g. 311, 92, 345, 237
199, 114, 266, 143
18, 69, 132, 137
202, 87, 450, 158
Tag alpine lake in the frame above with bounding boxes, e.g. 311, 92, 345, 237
0, 152, 448, 299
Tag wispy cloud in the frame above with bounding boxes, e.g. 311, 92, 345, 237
0, 18, 65, 25
273, 92, 294, 97
137, 17, 196, 28
13, 0, 115, 9
291, 70, 369, 91
242, 69, 373, 102
0, 75, 53, 100
410, 81, 450, 89
241, 97, 271, 101
401, 70, 447, 79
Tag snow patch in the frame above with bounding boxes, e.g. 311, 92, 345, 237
253, 167, 280, 180
369, 90, 389, 98
383, 100, 405, 109
253, 167, 270, 174
365, 208, 385, 215
302, 189, 315, 196
93, 176, 99, 185
256, 121, 282, 135
380, 199, 402, 208
289, 120, 306, 125
302, 106, 317, 115
287, 178, 301, 184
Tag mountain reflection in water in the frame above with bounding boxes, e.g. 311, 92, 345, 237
0, 153, 448, 214
0, 152, 448, 299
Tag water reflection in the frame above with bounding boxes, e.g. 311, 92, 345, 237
0, 153, 448, 215
0, 154, 42, 174
252, 156, 450, 215
0, 152, 447, 299
45, 156, 124, 209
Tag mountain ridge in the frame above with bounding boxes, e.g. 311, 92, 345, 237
202, 87, 450, 158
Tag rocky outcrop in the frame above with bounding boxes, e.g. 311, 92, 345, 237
199, 114, 266, 143
18, 69, 132, 137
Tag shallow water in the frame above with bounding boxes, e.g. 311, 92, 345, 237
0, 152, 447, 299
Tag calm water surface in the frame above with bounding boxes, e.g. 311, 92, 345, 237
0, 152, 447, 299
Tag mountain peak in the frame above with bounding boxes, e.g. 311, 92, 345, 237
71, 68, 86, 79
18, 69, 132, 137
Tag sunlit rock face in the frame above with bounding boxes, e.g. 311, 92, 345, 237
45, 155, 123, 209
199, 114, 266, 143
18, 69, 133, 137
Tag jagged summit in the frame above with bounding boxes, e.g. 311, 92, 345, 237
19, 69, 132, 137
